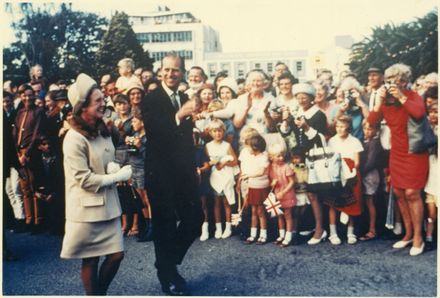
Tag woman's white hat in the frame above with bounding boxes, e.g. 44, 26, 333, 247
67, 73, 97, 115
217, 77, 238, 95
292, 83, 316, 97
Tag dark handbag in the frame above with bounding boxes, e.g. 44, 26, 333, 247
305, 133, 342, 193
407, 115, 437, 153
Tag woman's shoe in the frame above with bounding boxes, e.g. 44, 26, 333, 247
307, 230, 327, 245
328, 234, 342, 245
347, 234, 357, 245
279, 239, 291, 248
393, 239, 413, 249
409, 242, 425, 256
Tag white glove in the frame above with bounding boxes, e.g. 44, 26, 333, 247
106, 161, 121, 174
100, 165, 132, 187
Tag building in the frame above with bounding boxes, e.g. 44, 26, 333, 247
203, 50, 308, 81
129, 5, 221, 70
130, 6, 350, 81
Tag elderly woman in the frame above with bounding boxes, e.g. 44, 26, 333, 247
333, 77, 369, 140
60, 73, 132, 295
368, 63, 429, 256
313, 79, 339, 130
279, 83, 328, 245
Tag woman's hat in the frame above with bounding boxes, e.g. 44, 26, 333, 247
292, 83, 316, 97
67, 73, 98, 115
217, 77, 238, 95
124, 80, 145, 96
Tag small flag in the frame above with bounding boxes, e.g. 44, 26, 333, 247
264, 192, 283, 217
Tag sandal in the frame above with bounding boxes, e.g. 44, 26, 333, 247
127, 228, 139, 236
244, 236, 255, 244
256, 236, 267, 245
279, 239, 291, 248
359, 232, 376, 241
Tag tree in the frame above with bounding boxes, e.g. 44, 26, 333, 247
3, 3, 107, 84
349, 10, 438, 84
95, 11, 154, 78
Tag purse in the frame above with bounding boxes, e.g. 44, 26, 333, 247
407, 115, 437, 153
305, 133, 342, 193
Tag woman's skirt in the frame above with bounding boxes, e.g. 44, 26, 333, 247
60, 217, 124, 259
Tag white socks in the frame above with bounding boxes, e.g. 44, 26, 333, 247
222, 222, 232, 239
200, 222, 209, 241
329, 224, 337, 236
347, 226, 355, 236
259, 229, 267, 239
250, 227, 258, 238
215, 223, 223, 239
277, 229, 286, 242
393, 222, 403, 235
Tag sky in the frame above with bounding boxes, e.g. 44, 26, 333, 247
3, 0, 438, 53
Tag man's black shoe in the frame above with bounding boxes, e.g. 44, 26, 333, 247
157, 268, 189, 296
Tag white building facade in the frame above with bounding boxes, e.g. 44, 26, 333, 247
130, 7, 350, 82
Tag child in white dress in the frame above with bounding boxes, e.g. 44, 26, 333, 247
205, 119, 239, 239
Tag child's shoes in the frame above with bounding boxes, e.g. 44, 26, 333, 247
200, 222, 209, 241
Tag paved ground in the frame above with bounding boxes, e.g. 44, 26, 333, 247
2, 228, 437, 296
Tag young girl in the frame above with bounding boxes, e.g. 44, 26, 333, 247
359, 121, 384, 241
206, 119, 239, 239
194, 84, 216, 145
115, 58, 142, 94
126, 111, 152, 241
240, 134, 270, 244
268, 144, 296, 247
326, 115, 364, 245
424, 103, 438, 251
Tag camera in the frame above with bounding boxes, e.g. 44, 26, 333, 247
271, 106, 282, 114
126, 136, 138, 153
383, 81, 396, 105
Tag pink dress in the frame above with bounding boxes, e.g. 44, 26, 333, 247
269, 163, 296, 208
368, 90, 429, 189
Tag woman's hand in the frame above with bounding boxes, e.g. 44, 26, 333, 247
294, 116, 309, 131
387, 84, 407, 104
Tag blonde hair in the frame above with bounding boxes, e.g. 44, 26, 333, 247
118, 58, 135, 70
335, 115, 352, 132
384, 63, 412, 83
268, 143, 286, 157
207, 100, 224, 112
239, 127, 260, 146
339, 77, 363, 93
207, 118, 225, 132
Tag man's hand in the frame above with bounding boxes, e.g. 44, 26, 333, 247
177, 100, 196, 121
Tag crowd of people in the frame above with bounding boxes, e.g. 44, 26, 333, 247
3, 57, 438, 272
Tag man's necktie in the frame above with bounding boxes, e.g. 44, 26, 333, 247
170, 92, 179, 111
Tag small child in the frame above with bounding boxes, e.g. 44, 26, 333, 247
326, 115, 364, 245
359, 121, 384, 241
424, 103, 438, 251
194, 130, 212, 241
115, 58, 142, 94
205, 119, 239, 239
240, 134, 270, 245
126, 111, 152, 241
268, 144, 296, 247
289, 149, 310, 241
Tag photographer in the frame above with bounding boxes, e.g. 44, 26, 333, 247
334, 77, 369, 140
368, 63, 428, 256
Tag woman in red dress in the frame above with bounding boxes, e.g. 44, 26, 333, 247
368, 63, 428, 256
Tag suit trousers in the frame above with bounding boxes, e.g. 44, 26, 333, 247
149, 184, 203, 271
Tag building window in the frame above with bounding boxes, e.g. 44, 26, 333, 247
267, 62, 273, 73
296, 61, 303, 71
255, 63, 261, 69
136, 31, 192, 44
237, 63, 245, 78
220, 63, 230, 75
208, 63, 217, 78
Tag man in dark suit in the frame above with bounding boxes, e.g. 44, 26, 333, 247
141, 53, 203, 296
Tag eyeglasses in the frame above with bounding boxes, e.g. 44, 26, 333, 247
294, 164, 306, 169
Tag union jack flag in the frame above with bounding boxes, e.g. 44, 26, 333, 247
264, 192, 283, 217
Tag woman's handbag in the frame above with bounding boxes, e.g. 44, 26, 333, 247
407, 115, 437, 153
305, 133, 342, 193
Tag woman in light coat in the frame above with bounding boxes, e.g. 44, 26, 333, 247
60, 73, 132, 295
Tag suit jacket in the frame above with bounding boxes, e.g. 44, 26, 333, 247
141, 85, 198, 201
63, 128, 121, 222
